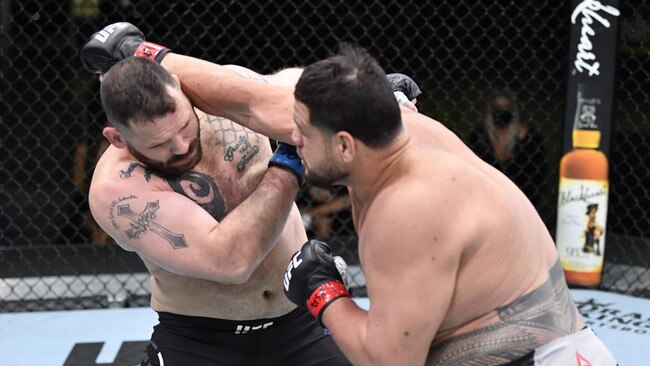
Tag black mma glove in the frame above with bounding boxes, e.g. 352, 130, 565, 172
283, 240, 351, 326
269, 143, 304, 186
80, 22, 171, 74
387, 73, 422, 105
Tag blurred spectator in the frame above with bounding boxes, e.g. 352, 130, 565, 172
297, 186, 354, 240
58, 136, 112, 244
466, 88, 548, 210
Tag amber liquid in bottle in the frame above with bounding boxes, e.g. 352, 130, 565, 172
557, 130, 609, 286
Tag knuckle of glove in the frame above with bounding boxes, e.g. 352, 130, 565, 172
283, 240, 335, 305
80, 22, 145, 74
309, 240, 343, 283
269, 143, 304, 185
387, 73, 422, 101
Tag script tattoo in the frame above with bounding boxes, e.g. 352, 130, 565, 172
108, 195, 137, 230
120, 162, 153, 181
203, 115, 262, 172
164, 171, 227, 221
224, 135, 260, 172
117, 200, 187, 249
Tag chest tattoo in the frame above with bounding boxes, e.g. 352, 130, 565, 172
225, 135, 261, 172
205, 115, 263, 172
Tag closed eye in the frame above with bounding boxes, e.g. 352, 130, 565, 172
147, 119, 191, 149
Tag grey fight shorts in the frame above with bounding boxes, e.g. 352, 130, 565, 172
505, 327, 617, 366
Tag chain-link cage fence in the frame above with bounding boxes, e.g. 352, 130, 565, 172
1, 0, 649, 312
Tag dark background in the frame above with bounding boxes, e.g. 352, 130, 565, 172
1, 0, 649, 310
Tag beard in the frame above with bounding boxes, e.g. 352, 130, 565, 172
128, 137, 203, 176
304, 161, 348, 188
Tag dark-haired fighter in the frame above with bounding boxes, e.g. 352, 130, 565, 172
281, 45, 617, 365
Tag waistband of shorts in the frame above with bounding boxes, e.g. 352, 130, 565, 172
156, 307, 307, 332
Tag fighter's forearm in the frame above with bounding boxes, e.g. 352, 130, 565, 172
322, 299, 429, 366
321, 299, 378, 366
208, 167, 300, 284
160, 53, 296, 143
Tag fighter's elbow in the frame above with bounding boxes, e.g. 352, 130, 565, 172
224, 268, 254, 285
212, 258, 257, 285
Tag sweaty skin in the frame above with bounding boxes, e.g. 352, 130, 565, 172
89, 66, 307, 319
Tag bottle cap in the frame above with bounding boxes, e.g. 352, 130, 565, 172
572, 130, 601, 149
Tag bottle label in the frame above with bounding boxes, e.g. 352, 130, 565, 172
556, 177, 609, 272
573, 84, 601, 131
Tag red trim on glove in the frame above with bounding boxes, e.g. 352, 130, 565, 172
134, 42, 167, 60
307, 280, 350, 321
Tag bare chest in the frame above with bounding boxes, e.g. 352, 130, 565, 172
121, 114, 273, 221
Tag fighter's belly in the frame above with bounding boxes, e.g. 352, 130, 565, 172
145, 221, 303, 321
148, 257, 296, 319
150, 277, 295, 320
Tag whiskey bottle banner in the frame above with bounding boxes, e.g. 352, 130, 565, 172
557, 0, 619, 286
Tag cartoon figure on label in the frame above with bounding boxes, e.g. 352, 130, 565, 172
583, 203, 604, 256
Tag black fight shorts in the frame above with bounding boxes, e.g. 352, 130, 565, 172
140, 307, 351, 366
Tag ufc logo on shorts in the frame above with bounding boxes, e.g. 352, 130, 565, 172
234, 321, 273, 334
94, 24, 118, 43
283, 251, 303, 291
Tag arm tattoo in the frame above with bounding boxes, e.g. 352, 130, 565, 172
108, 195, 138, 230
117, 200, 187, 249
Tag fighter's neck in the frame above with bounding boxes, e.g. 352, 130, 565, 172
347, 130, 411, 225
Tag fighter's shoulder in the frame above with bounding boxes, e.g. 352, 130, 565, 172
373, 159, 479, 231
90, 158, 162, 207
361, 183, 467, 260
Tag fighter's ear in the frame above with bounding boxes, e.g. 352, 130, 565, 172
333, 131, 356, 164
171, 73, 181, 86
103, 126, 127, 148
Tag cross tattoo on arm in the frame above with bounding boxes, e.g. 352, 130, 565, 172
117, 200, 188, 249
